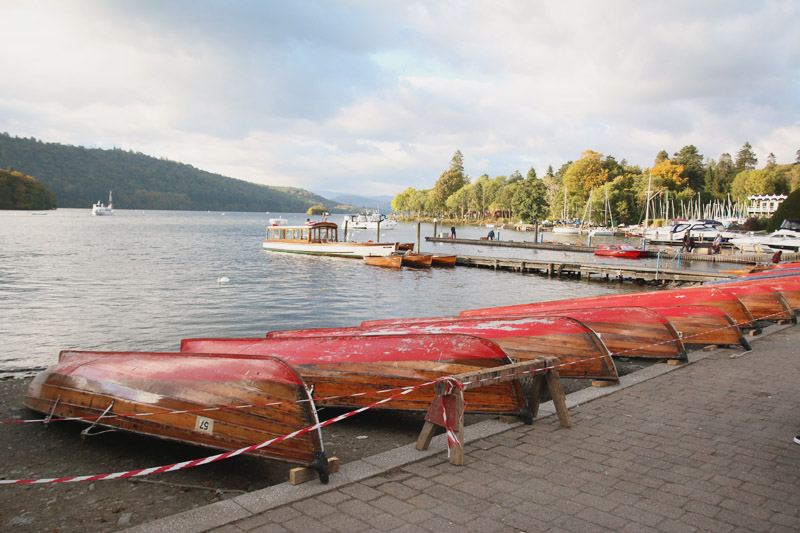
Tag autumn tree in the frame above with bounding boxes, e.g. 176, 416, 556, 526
649, 159, 687, 190
562, 150, 609, 200
730, 168, 789, 199
672, 145, 705, 191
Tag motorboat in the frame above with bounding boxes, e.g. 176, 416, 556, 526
268, 217, 288, 226
593, 244, 647, 259
343, 213, 397, 230
92, 191, 113, 216
644, 219, 737, 244
262, 221, 397, 258
729, 219, 800, 253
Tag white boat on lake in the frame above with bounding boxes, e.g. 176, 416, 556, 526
92, 191, 113, 216
263, 221, 397, 258
644, 219, 737, 244
729, 219, 800, 253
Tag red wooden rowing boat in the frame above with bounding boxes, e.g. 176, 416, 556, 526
711, 275, 800, 314
646, 305, 750, 349
684, 284, 794, 324
401, 252, 433, 268
593, 244, 647, 259
431, 254, 457, 267
265, 316, 618, 381
24, 350, 330, 480
181, 334, 530, 417
364, 254, 403, 268
460, 286, 756, 329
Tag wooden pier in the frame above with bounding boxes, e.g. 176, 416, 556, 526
453, 255, 738, 283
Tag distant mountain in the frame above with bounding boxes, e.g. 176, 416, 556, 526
316, 192, 395, 213
0, 134, 356, 213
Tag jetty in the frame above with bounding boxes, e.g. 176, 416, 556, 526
453, 255, 737, 283
425, 236, 800, 283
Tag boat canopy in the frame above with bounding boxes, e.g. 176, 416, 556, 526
266, 222, 339, 243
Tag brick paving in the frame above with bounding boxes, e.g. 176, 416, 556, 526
131, 326, 800, 532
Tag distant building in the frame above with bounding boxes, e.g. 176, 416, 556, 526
747, 194, 787, 218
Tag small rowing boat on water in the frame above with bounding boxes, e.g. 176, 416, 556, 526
431, 254, 457, 267
270, 316, 619, 382
24, 350, 330, 480
401, 252, 433, 268
364, 254, 403, 268
181, 334, 530, 417
262, 221, 397, 258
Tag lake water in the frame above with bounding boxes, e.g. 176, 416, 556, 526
1, 209, 652, 378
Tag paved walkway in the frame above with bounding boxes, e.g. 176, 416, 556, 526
131, 326, 800, 532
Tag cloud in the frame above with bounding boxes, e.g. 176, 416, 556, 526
1, 0, 799, 197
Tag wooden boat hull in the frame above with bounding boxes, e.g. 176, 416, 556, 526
431, 255, 457, 267
711, 275, 800, 314
461, 286, 756, 329
24, 351, 328, 476
401, 253, 433, 268
364, 254, 403, 268
526, 307, 686, 360
647, 305, 750, 350
685, 284, 794, 324
181, 334, 530, 416
268, 316, 619, 381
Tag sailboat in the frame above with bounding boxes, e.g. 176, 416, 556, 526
590, 188, 615, 236
92, 191, 113, 216
552, 187, 579, 234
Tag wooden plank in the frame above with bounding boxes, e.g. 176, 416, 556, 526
290, 457, 340, 485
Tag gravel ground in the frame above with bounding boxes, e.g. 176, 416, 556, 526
0, 358, 654, 532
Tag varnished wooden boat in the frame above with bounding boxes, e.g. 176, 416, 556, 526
647, 305, 750, 350
461, 286, 756, 329
685, 284, 794, 324
526, 307, 686, 360
363, 254, 403, 268
270, 316, 619, 381
710, 274, 800, 314
401, 252, 433, 268
24, 350, 330, 480
431, 255, 457, 267
181, 334, 530, 417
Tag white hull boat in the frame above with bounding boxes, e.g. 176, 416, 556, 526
263, 221, 397, 258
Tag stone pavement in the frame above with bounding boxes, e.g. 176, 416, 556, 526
130, 325, 800, 532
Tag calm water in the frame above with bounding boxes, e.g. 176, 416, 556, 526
1, 209, 643, 378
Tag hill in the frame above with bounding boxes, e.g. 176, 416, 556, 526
0, 167, 57, 210
0, 134, 355, 212
316, 191, 395, 213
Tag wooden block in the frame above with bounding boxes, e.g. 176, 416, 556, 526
702, 344, 719, 352
591, 380, 617, 388
289, 457, 340, 485
667, 359, 684, 366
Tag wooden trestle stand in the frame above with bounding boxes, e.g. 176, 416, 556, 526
415, 356, 571, 466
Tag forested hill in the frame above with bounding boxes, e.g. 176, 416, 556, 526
0, 134, 349, 212
0, 168, 57, 210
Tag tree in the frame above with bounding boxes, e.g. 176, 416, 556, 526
654, 150, 670, 165
766, 153, 777, 167
730, 168, 789, 199
562, 150, 609, 200
649, 159, 687, 190
512, 174, 548, 223
672, 145, 705, 191
735, 142, 758, 172
796, 149, 800, 165
430, 150, 469, 214
767, 187, 800, 231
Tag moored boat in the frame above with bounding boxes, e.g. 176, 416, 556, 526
593, 244, 647, 259
364, 254, 403, 268
401, 252, 433, 268
181, 334, 530, 416
262, 221, 397, 258
431, 254, 457, 267
24, 350, 330, 480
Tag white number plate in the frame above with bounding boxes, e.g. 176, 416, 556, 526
195, 416, 214, 434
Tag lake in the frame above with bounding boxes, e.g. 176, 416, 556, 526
1, 209, 647, 378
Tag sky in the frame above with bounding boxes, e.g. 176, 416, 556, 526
1, 1, 799, 198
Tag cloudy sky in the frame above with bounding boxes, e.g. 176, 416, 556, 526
1, 1, 798, 197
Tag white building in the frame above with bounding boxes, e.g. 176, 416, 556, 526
747, 194, 787, 218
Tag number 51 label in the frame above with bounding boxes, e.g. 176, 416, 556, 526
195, 416, 214, 434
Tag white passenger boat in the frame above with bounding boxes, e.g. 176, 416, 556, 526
263, 221, 397, 258
342, 212, 397, 230
729, 219, 800, 253
92, 191, 113, 216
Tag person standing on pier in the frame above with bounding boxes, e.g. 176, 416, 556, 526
712, 233, 722, 254
450, 226, 456, 238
